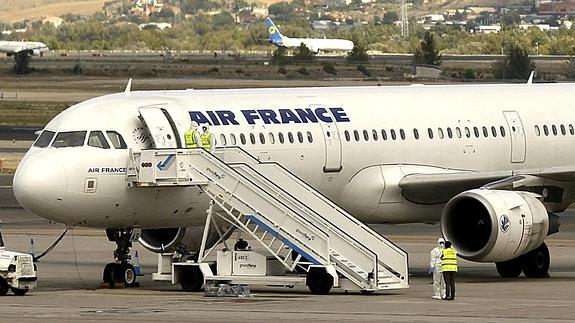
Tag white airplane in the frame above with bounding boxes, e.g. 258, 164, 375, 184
12, 82, 568, 291
0, 40, 49, 57
266, 17, 354, 53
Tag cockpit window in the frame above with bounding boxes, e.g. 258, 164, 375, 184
106, 131, 127, 149
51, 131, 87, 148
88, 131, 110, 149
33, 130, 55, 148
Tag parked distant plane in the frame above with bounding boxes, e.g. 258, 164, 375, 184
266, 17, 354, 53
0, 40, 49, 57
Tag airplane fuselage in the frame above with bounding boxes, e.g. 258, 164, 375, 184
13, 84, 575, 230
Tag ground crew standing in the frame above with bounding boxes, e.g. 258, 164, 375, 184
429, 237, 446, 300
441, 240, 458, 301
200, 124, 215, 153
185, 121, 201, 149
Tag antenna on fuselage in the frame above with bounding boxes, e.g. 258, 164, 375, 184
124, 78, 132, 97
527, 71, 535, 85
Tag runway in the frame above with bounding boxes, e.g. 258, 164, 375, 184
0, 206, 574, 322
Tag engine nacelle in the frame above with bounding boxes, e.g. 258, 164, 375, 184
138, 227, 219, 254
30, 49, 41, 56
441, 189, 557, 262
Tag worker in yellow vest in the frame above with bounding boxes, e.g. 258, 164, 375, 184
200, 124, 215, 153
184, 121, 201, 149
441, 240, 458, 301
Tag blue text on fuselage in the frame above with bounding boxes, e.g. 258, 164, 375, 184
189, 107, 350, 126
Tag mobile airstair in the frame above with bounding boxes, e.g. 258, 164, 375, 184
126, 146, 408, 293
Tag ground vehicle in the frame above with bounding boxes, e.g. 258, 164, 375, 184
0, 233, 37, 296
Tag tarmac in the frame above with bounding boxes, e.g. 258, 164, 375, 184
0, 206, 574, 322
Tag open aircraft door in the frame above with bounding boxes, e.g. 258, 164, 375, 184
138, 106, 182, 149
310, 104, 343, 173
503, 111, 526, 163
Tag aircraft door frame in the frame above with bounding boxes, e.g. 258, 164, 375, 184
138, 106, 182, 149
310, 104, 343, 173
503, 110, 526, 163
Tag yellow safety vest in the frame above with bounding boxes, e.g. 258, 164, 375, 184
441, 247, 458, 272
200, 132, 212, 150
185, 129, 198, 148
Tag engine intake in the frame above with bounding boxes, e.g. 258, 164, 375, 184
138, 227, 227, 254
441, 189, 557, 262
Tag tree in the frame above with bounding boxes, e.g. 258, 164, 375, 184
501, 10, 521, 26
347, 40, 369, 63
271, 46, 289, 65
494, 43, 535, 80
293, 43, 314, 62
413, 31, 441, 66
382, 11, 399, 25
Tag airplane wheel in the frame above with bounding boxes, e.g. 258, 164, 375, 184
522, 243, 550, 278
306, 267, 333, 295
0, 278, 8, 296
113, 263, 137, 286
11, 287, 28, 296
496, 258, 522, 278
180, 266, 203, 292
103, 263, 116, 287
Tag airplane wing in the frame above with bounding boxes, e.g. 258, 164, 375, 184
399, 167, 575, 205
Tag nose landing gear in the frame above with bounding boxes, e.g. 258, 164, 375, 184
102, 229, 140, 288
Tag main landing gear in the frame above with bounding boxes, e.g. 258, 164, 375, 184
102, 229, 140, 288
496, 242, 550, 278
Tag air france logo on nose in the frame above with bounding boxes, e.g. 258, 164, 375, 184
499, 214, 510, 233
189, 107, 350, 126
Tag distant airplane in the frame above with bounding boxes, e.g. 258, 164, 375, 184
266, 17, 354, 53
0, 40, 49, 57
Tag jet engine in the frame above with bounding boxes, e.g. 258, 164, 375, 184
441, 189, 559, 262
138, 227, 221, 254
30, 49, 41, 56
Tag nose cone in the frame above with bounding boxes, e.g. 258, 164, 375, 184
13, 154, 68, 219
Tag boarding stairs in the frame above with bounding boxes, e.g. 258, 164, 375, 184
126, 147, 408, 292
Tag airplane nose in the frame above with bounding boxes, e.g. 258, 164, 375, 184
13, 154, 68, 218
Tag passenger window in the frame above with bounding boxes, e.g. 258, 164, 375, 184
230, 134, 237, 145
363, 130, 369, 141
500, 126, 506, 137
353, 130, 360, 142
220, 134, 227, 146
344, 130, 350, 142
535, 126, 540, 136
259, 133, 265, 144
372, 129, 378, 141
278, 132, 285, 144
249, 133, 256, 144
456, 127, 462, 138
482, 126, 488, 137
552, 125, 557, 136
438, 128, 444, 139
543, 125, 549, 136
390, 129, 397, 140
297, 132, 304, 143
307, 131, 313, 143
88, 131, 110, 149
413, 128, 419, 139
427, 128, 433, 139
561, 125, 566, 136
464, 127, 470, 138
381, 129, 387, 140
268, 132, 275, 144
400, 129, 406, 140
106, 131, 127, 149
447, 127, 453, 139
52, 131, 87, 148
491, 126, 497, 137
473, 127, 479, 138
570, 124, 574, 135
288, 132, 294, 143
240, 133, 246, 145
33, 130, 55, 148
